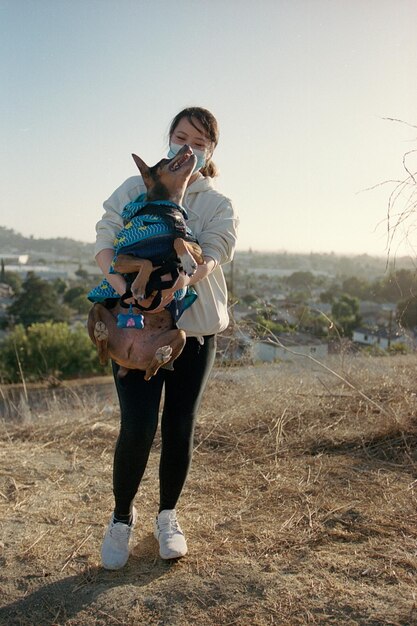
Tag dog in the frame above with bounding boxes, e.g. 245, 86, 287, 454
87, 144, 204, 380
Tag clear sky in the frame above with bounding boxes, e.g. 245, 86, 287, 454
1, 0, 417, 257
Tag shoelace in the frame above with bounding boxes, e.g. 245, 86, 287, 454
110, 521, 131, 540
158, 515, 180, 536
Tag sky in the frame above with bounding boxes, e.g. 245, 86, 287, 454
1, 0, 417, 257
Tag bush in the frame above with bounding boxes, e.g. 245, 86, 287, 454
388, 342, 409, 355
8, 272, 71, 327
361, 345, 387, 357
254, 316, 286, 336
0, 321, 108, 383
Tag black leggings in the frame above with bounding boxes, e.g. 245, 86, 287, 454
111, 335, 216, 517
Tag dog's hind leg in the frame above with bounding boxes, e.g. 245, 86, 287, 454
130, 260, 154, 301
144, 345, 172, 381
144, 330, 186, 381
94, 321, 109, 365
113, 255, 153, 301
88, 304, 110, 365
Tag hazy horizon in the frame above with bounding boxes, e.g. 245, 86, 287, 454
1, 222, 412, 262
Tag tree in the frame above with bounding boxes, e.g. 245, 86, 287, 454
372, 269, 417, 303
63, 285, 86, 305
8, 272, 71, 327
240, 293, 258, 306
52, 277, 68, 295
331, 294, 361, 338
75, 266, 89, 280
70, 294, 92, 314
288, 289, 310, 304
62, 284, 91, 314
397, 295, 417, 329
295, 306, 328, 337
319, 282, 341, 304
285, 271, 316, 291
1, 270, 22, 294
0, 322, 108, 382
341, 276, 370, 300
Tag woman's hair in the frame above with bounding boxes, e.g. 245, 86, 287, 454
169, 107, 219, 178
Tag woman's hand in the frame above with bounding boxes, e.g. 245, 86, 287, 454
170, 272, 191, 291
145, 259, 216, 313
95, 253, 216, 315
143, 272, 191, 314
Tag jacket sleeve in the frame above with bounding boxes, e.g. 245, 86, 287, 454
94, 176, 145, 256
197, 197, 239, 266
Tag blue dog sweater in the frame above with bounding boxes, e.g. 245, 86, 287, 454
87, 195, 198, 321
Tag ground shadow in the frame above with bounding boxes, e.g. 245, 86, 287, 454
307, 427, 417, 471
0, 534, 172, 626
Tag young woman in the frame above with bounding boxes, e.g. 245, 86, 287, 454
94, 107, 238, 569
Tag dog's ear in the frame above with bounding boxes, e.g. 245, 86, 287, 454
132, 154, 152, 186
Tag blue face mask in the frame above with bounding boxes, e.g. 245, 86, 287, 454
167, 142, 206, 173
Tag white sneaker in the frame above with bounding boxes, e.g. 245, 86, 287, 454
101, 507, 137, 570
154, 509, 188, 560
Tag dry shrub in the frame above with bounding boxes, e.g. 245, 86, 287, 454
1, 354, 417, 625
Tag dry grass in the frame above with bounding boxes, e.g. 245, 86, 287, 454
1, 354, 417, 625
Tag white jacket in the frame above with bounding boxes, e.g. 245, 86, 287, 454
95, 174, 239, 336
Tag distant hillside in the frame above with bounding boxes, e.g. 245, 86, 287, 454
1, 226, 415, 278
234, 249, 416, 280
0, 226, 95, 262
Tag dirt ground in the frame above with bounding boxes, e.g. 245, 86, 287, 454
1, 354, 417, 625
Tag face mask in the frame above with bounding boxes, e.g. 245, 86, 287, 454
168, 142, 206, 173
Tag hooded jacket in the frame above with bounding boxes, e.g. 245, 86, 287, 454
95, 174, 239, 336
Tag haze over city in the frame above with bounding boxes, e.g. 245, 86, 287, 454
1, 0, 417, 257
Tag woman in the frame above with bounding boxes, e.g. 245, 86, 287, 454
94, 107, 238, 569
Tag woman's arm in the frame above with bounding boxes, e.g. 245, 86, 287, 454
164, 256, 217, 292
188, 256, 217, 285
95, 248, 128, 296
141, 256, 217, 313
196, 197, 239, 267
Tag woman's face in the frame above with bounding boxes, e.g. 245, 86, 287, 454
170, 116, 213, 158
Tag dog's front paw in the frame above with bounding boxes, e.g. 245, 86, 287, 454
131, 278, 147, 301
180, 254, 198, 277
132, 288, 146, 301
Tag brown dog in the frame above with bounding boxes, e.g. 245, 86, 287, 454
88, 145, 204, 380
